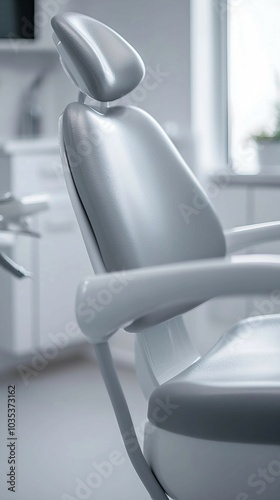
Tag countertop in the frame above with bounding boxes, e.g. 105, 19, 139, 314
211, 168, 280, 188
0, 138, 60, 156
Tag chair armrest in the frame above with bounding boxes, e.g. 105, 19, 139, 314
76, 255, 280, 343
225, 221, 280, 254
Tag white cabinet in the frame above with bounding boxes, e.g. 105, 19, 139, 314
0, 231, 35, 354
37, 190, 92, 350
0, 142, 92, 355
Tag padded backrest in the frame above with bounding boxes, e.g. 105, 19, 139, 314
62, 103, 226, 274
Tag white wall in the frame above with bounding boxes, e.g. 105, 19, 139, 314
0, 53, 58, 139
54, 0, 192, 160
0, 0, 192, 162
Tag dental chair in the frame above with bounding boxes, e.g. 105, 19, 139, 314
52, 13, 280, 500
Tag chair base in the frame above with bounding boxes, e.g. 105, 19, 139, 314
144, 423, 280, 500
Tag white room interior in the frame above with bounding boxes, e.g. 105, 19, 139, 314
1, 1, 280, 499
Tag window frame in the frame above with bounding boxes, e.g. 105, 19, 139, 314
190, 0, 230, 174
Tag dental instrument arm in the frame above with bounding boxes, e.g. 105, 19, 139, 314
225, 221, 280, 254
0, 193, 49, 277
0, 252, 32, 278
0, 193, 49, 221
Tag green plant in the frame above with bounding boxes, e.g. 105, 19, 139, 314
253, 102, 280, 143
253, 130, 280, 142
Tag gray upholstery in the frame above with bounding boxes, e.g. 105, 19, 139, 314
51, 13, 145, 102
63, 103, 226, 275
148, 314, 280, 444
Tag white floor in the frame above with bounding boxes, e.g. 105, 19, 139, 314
0, 350, 150, 500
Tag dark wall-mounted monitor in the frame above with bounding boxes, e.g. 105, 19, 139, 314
0, 0, 35, 39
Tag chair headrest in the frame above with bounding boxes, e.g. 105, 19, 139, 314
51, 12, 145, 102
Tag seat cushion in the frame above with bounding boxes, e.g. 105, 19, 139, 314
148, 314, 280, 444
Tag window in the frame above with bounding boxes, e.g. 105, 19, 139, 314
229, 0, 280, 172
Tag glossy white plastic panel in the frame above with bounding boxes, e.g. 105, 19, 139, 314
225, 221, 280, 254
144, 422, 280, 500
